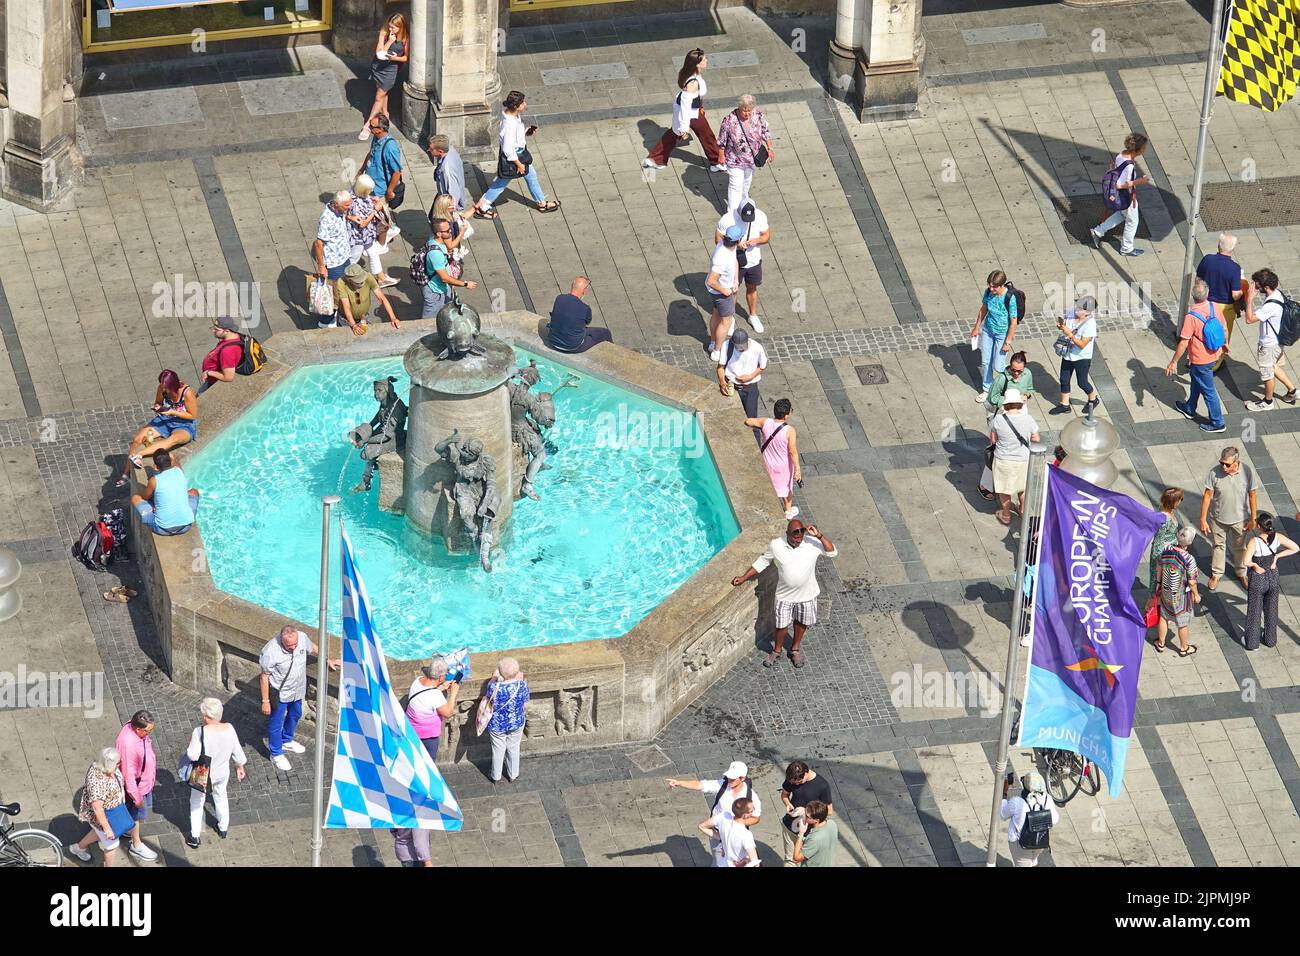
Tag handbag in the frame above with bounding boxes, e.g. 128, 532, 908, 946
308, 277, 335, 317
389, 180, 406, 210
1053, 334, 1073, 357
496, 147, 533, 181
1144, 595, 1160, 628
754, 143, 769, 168
760, 421, 788, 453
475, 682, 495, 736
104, 800, 137, 839
185, 726, 212, 794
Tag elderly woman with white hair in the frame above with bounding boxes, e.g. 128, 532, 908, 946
1052, 295, 1101, 416
68, 747, 134, 865
1154, 526, 1201, 657
484, 657, 531, 783
989, 388, 1041, 526
406, 655, 460, 762
348, 174, 398, 289
717, 94, 774, 215
183, 697, 247, 849
1000, 770, 1059, 867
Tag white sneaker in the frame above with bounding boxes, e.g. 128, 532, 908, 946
709, 350, 721, 363
709, 164, 726, 172
1246, 399, 1275, 412
1019, 635, 1033, 648
784, 507, 800, 520
272, 754, 292, 771
282, 740, 306, 754
642, 158, 665, 170
316, 317, 338, 330
68, 843, 92, 862
129, 842, 159, 862
749, 315, 764, 333
975, 391, 988, 403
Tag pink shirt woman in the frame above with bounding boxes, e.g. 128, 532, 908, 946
746, 401, 800, 520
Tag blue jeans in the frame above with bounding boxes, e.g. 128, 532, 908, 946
480, 166, 545, 209
268, 698, 303, 756
980, 328, 1009, 391
1185, 361, 1224, 428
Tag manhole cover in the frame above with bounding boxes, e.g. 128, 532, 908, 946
627, 745, 672, 773
855, 364, 888, 385
1200, 177, 1300, 231
1055, 196, 1153, 245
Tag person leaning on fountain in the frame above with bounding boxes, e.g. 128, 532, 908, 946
435, 429, 500, 572
349, 376, 407, 494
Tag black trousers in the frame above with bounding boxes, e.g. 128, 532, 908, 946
1243, 566, 1280, 650
736, 382, 762, 444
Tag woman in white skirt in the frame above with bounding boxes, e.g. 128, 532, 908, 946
989, 388, 1040, 525
184, 697, 247, 849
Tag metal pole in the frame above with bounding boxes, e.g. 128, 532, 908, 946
985, 444, 1048, 866
1176, 0, 1230, 325
310, 495, 341, 868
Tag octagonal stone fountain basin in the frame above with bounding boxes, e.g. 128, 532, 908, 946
184, 347, 740, 659
132, 312, 779, 759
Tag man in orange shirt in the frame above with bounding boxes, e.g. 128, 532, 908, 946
1165, 278, 1226, 434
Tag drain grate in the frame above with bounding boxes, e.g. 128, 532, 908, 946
1199, 177, 1300, 231
855, 364, 888, 385
626, 745, 672, 773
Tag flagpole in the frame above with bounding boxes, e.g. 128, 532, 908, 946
985, 444, 1048, 866
1176, 0, 1230, 325
311, 495, 341, 869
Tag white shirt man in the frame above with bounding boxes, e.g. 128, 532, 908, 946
735, 521, 838, 668
1244, 271, 1298, 410
716, 201, 771, 333
704, 803, 760, 867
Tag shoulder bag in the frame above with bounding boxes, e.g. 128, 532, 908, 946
104, 774, 137, 838
1053, 316, 1076, 357
475, 679, 496, 736
184, 727, 211, 794
987, 411, 1030, 471
760, 421, 788, 453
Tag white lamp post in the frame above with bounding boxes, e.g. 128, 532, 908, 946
1059, 409, 1122, 490
0, 546, 22, 621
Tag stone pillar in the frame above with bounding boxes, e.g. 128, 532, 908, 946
400, 0, 500, 159
2, 0, 76, 208
332, 0, 387, 62
857, 0, 924, 118
828, 0, 866, 100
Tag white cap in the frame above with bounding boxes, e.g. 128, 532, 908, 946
724, 761, 748, 779
1002, 388, 1025, 405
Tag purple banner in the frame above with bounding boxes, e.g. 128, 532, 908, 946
1019, 466, 1164, 795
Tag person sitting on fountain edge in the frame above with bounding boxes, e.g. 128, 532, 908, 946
349, 376, 407, 494
547, 276, 612, 354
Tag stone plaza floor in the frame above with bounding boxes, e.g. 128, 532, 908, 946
3, 0, 1300, 867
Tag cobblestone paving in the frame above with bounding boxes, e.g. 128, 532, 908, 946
5, 2, 1300, 868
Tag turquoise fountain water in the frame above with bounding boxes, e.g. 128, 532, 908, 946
186, 349, 739, 659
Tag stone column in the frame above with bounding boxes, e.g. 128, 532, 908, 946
400, 0, 500, 159
857, 0, 925, 118
332, 0, 387, 62
2, 0, 76, 208
828, 0, 867, 100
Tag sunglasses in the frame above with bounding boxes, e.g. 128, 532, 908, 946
788, 529, 805, 537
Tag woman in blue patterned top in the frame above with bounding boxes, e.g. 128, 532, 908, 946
486, 658, 530, 783
969, 269, 1020, 402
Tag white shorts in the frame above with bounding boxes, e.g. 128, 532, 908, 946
90, 824, 121, 852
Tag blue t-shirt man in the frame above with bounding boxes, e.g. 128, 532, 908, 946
548, 293, 594, 352
134, 458, 200, 535
365, 134, 403, 199
424, 241, 451, 295
1196, 253, 1243, 306
982, 288, 1018, 336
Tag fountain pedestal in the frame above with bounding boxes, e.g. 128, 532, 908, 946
400, 331, 516, 544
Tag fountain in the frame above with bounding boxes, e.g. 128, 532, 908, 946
129, 309, 780, 761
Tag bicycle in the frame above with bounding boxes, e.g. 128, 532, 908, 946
0, 801, 64, 867
1036, 748, 1102, 805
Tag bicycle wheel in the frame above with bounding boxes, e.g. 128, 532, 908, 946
1044, 750, 1084, 805
1079, 759, 1102, 797
0, 828, 64, 867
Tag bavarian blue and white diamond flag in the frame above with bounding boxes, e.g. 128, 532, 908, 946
326, 522, 462, 831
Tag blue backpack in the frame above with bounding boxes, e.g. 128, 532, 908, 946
1101, 159, 1133, 212
1190, 307, 1226, 352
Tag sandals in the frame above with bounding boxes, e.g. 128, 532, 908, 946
473, 208, 498, 220
538, 200, 561, 213
103, 590, 129, 604
978, 486, 994, 501
1152, 641, 1165, 653
1178, 644, 1198, 658
762, 649, 780, 668
790, 649, 807, 668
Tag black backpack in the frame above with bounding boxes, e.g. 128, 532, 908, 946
1004, 282, 1027, 323
1018, 793, 1053, 850
410, 238, 433, 288
1278, 294, 1300, 348
72, 509, 129, 572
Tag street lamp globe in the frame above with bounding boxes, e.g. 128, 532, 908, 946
1058, 410, 1122, 489
0, 545, 22, 622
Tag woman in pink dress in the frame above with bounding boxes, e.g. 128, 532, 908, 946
745, 398, 800, 519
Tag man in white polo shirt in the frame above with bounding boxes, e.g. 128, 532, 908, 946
706, 225, 744, 359
716, 200, 771, 333
717, 328, 768, 441
733, 518, 837, 669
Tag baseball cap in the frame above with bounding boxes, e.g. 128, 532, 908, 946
730, 328, 750, 351
214, 316, 241, 332
738, 201, 756, 223
724, 224, 747, 242
724, 761, 748, 779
